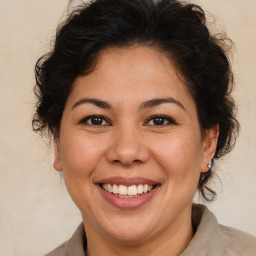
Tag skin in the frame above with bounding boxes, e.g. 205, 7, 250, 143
54, 46, 219, 256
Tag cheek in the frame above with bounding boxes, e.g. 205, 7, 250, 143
60, 134, 107, 178
150, 133, 202, 186
59, 134, 108, 213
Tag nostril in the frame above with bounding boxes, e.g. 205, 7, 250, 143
112, 159, 143, 166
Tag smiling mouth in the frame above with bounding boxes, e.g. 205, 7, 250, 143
100, 184, 157, 198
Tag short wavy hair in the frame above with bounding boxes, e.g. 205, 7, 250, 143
33, 0, 239, 200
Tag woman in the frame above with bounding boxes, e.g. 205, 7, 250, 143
33, 0, 256, 255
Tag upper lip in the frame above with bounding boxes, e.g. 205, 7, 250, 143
95, 176, 160, 186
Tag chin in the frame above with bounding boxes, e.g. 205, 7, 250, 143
95, 213, 157, 243
106, 224, 154, 243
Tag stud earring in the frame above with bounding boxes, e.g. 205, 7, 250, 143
208, 163, 212, 169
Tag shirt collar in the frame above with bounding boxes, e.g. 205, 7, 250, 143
66, 204, 226, 256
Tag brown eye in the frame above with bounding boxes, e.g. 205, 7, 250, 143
152, 117, 165, 125
145, 115, 176, 126
80, 115, 110, 126
90, 117, 104, 125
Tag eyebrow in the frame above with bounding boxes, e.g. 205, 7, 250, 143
72, 98, 112, 110
72, 97, 185, 111
140, 97, 185, 111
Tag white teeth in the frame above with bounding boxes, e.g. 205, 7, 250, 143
119, 185, 128, 195
113, 184, 119, 194
101, 183, 155, 196
128, 185, 137, 196
143, 184, 149, 193
107, 184, 113, 193
138, 184, 144, 194
118, 194, 139, 198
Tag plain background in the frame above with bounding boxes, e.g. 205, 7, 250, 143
0, 0, 255, 255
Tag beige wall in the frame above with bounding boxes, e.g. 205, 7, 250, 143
0, 1, 255, 255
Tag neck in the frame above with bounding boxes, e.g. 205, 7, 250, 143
83, 206, 194, 256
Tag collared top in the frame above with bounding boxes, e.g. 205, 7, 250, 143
44, 204, 256, 256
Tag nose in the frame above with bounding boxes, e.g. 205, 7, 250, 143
106, 126, 149, 166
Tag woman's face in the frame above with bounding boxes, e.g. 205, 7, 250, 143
54, 46, 217, 243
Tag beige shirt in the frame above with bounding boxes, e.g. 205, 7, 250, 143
45, 204, 256, 256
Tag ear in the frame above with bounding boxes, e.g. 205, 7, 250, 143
53, 138, 63, 172
201, 124, 219, 173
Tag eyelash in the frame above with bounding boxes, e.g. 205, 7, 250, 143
79, 115, 111, 126
144, 115, 177, 126
79, 114, 177, 127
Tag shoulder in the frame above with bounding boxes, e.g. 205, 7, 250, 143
44, 241, 68, 256
183, 204, 256, 256
43, 223, 86, 256
219, 224, 256, 255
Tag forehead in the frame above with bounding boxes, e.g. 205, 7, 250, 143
68, 46, 195, 111
95, 46, 184, 84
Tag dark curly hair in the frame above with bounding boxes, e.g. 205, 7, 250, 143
33, 0, 239, 201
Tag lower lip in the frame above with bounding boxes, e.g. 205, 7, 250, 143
97, 185, 160, 210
